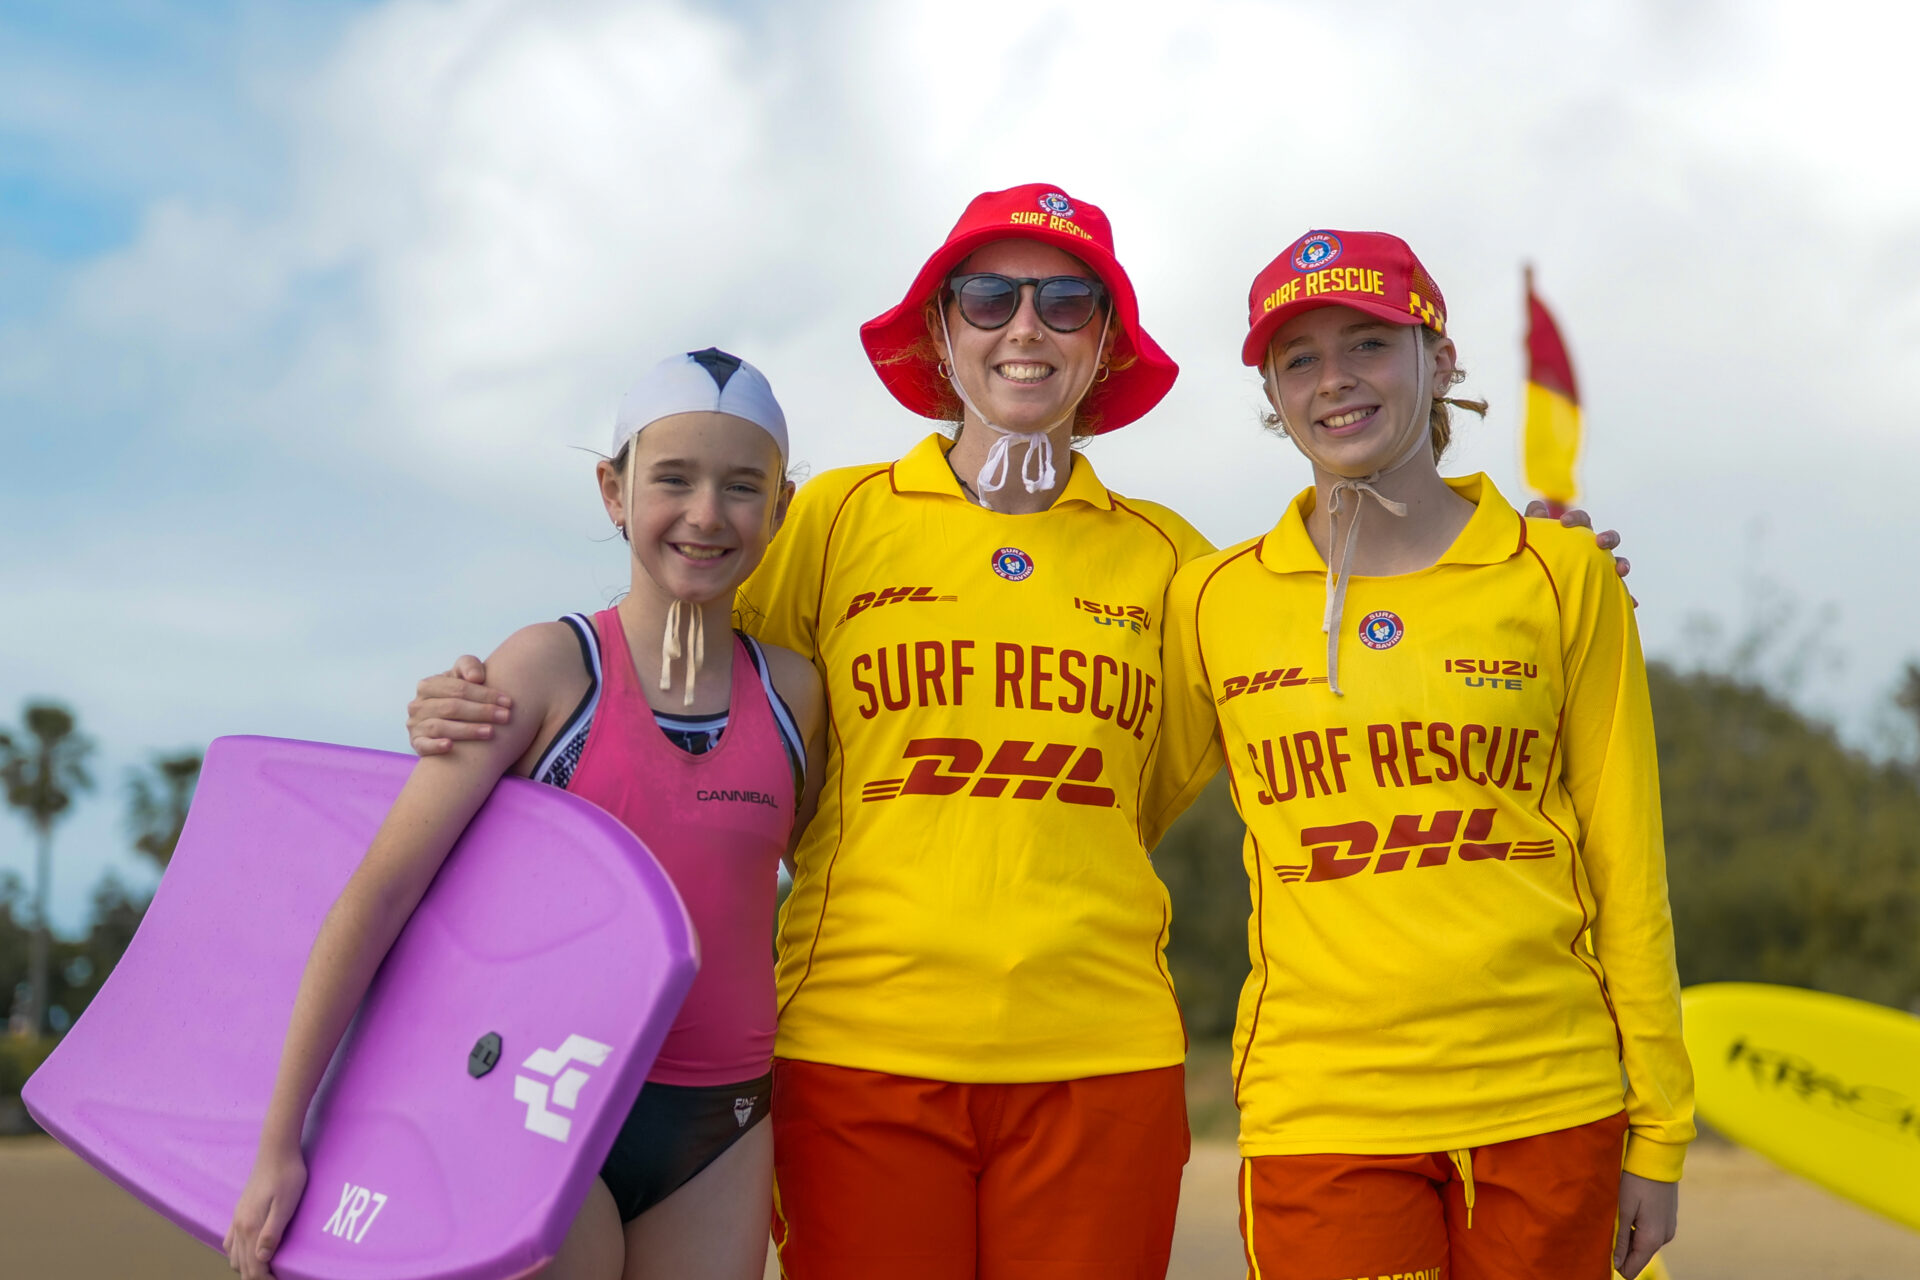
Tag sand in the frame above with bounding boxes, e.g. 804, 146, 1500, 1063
3, 1135, 1916, 1278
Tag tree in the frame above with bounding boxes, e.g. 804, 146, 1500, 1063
126, 751, 202, 871
0, 703, 94, 1036
1896, 660, 1920, 766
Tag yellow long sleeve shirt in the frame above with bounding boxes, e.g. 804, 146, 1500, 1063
737, 434, 1215, 1082
1154, 474, 1694, 1180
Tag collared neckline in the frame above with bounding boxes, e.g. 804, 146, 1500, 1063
889, 432, 1115, 511
1256, 472, 1524, 575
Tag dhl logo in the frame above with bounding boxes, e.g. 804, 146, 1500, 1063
836, 585, 957, 626
1272, 808, 1556, 884
862, 737, 1115, 807
1073, 596, 1151, 633
1218, 666, 1327, 703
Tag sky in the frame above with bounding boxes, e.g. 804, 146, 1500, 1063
3, 0, 1917, 933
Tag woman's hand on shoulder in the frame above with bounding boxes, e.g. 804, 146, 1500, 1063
225, 1144, 307, 1279
408, 617, 589, 759
408, 654, 507, 756
411, 622, 583, 775
1525, 501, 1635, 605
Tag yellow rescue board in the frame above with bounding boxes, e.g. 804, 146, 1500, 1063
1683, 982, 1920, 1231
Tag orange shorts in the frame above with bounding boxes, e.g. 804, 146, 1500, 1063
1240, 1111, 1630, 1280
770, 1058, 1189, 1280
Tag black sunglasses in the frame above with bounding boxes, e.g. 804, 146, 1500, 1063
947, 273, 1111, 333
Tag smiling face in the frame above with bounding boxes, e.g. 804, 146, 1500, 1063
1262, 304, 1456, 477
598, 411, 791, 604
940, 238, 1113, 435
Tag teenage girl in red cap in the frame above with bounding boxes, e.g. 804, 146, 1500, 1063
1152, 232, 1690, 1280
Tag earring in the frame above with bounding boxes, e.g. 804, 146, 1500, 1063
1094, 364, 1111, 384
937, 360, 953, 379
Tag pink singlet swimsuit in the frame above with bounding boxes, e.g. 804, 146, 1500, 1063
532, 607, 801, 1219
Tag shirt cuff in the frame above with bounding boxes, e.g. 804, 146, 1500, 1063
1623, 1132, 1688, 1182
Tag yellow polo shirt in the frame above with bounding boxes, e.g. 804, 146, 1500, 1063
738, 433, 1215, 1082
1155, 474, 1694, 1180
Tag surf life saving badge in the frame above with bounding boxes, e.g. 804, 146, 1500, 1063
1359, 610, 1404, 650
992, 547, 1035, 582
1293, 232, 1342, 272
1038, 192, 1074, 217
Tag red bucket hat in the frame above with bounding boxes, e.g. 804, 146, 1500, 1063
860, 183, 1178, 435
1241, 230, 1448, 367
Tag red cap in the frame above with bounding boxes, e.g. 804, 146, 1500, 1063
860, 183, 1178, 434
1241, 230, 1448, 367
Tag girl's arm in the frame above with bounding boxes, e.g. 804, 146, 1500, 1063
224, 624, 577, 1279
1556, 546, 1694, 1177
760, 642, 826, 872
1140, 558, 1226, 853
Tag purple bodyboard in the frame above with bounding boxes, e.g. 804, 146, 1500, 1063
24, 735, 699, 1280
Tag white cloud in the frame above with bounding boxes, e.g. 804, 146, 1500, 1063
6, 0, 1919, 926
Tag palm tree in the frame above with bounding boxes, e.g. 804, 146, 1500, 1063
0, 702, 94, 1037
127, 751, 202, 871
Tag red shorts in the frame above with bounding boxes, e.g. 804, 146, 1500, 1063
1240, 1111, 1630, 1280
770, 1058, 1189, 1280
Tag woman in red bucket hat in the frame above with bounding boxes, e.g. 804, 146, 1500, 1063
728, 183, 1208, 1279
1151, 230, 1686, 1280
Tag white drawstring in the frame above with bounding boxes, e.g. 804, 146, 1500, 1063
1318, 477, 1408, 695
937, 303, 1109, 508
976, 423, 1056, 499
1266, 333, 1432, 695
659, 598, 706, 708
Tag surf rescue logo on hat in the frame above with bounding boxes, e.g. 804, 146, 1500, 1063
1359, 610, 1404, 650
1038, 192, 1074, 217
992, 547, 1035, 582
1292, 232, 1342, 272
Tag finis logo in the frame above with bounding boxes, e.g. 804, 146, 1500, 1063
836, 585, 957, 627
863, 737, 1115, 807
1271, 808, 1556, 884
734, 1097, 756, 1128
1218, 667, 1326, 703
321, 1181, 390, 1245
1724, 1038, 1920, 1138
514, 1034, 612, 1143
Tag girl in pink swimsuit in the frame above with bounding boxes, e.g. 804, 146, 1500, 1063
225, 350, 825, 1280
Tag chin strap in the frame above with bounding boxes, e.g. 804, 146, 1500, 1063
937, 306, 1110, 508
1266, 335, 1432, 696
659, 597, 706, 708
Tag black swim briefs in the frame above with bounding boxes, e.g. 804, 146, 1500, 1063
599, 1073, 772, 1222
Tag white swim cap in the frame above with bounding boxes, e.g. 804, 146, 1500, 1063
612, 348, 788, 463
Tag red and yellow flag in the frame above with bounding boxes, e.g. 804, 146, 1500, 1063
1522, 266, 1582, 510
